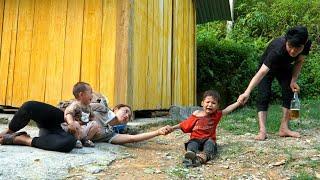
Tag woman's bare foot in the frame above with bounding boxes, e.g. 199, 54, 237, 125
254, 132, 267, 141
0, 132, 32, 146
279, 129, 300, 138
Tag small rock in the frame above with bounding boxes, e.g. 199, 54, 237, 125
91, 169, 103, 174
0, 118, 9, 124
165, 155, 172, 159
86, 166, 104, 174
222, 165, 229, 169
143, 168, 154, 174
269, 159, 286, 167
154, 169, 162, 174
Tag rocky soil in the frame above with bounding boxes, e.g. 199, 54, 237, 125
0, 115, 319, 179
95, 126, 320, 180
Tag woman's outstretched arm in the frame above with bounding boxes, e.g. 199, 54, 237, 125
110, 125, 172, 144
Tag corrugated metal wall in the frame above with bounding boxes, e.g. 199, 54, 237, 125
0, 0, 196, 110
128, 0, 196, 110
0, 0, 118, 108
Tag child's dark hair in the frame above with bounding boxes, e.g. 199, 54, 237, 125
285, 26, 308, 47
113, 104, 133, 120
73, 82, 91, 98
203, 90, 220, 104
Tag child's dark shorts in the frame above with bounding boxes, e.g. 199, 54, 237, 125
185, 138, 218, 160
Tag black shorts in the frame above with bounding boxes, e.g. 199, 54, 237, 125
256, 68, 293, 111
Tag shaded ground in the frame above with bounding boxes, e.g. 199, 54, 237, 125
0, 125, 127, 179
91, 126, 320, 179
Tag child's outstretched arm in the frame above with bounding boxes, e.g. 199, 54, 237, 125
171, 124, 181, 131
222, 101, 241, 115
110, 125, 172, 144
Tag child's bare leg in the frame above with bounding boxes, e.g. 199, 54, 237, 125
255, 111, 267, 140
279, 108, 300, 138
87, 121, 100, 140
67, 121, 82, 140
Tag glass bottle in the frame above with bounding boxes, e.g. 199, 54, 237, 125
290, 91, 300, 120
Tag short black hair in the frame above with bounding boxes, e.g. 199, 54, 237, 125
285, 26, 308, 47
202, 90, 221, 104
73, 82, 91, 98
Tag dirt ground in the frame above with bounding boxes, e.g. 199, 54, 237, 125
94, 126, 320, 179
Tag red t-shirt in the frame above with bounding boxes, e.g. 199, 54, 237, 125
179, 111, 223, 142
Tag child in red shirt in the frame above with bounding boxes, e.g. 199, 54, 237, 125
170, 90, 240, 167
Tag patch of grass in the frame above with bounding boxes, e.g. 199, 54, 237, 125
166, 165, 189, 179
284, 148, 294, 168
298, 99, 320, 128
220, 100, 320, 135
291, 171, 315, 180
294, 158, 319, 170
220, 142, 244, 158
220, 107, 257, 134
314, 145, 320, 151
307, 159, 319, 169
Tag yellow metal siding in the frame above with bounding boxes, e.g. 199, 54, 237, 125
0, 0, 117, 107
81, 0, 102, 91
61, 0, 84, 100
114, 0, 129, 104
28, 0, 50, 103
129, 0, 195, 110
100, 0, 117, 105
0, 0, 19, 105
0, 0, 196, 110
45, 0, 67, 105
172, 0, 196, 106
12, 0, 34, 106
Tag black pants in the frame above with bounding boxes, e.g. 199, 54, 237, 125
9, 101, 76, 152
185, 138, 217, 161
257, 69, 293, 111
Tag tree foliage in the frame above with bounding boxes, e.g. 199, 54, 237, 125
197, 0, 320, 106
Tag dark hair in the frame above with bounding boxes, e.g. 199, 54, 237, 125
113, 104, 133, 120
73, 82, 91, 98
202, 90, 221, 104
285, 26, 308, 47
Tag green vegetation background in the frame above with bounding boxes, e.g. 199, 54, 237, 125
196, 0, 320, 107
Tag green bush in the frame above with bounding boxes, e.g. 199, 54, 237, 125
299, 52, 320, 99
233, 0, 320, 42
197, 34, 258, 107
196, 0, 320, 106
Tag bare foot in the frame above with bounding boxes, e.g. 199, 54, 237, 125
0, 132, 31, 145
254, 132, 267, 141
279, 129, 301, 138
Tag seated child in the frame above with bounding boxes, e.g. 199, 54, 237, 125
170, 90, 240, 167
62, 82, 101, 148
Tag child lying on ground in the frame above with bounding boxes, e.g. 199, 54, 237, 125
169, 90, 240, 167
